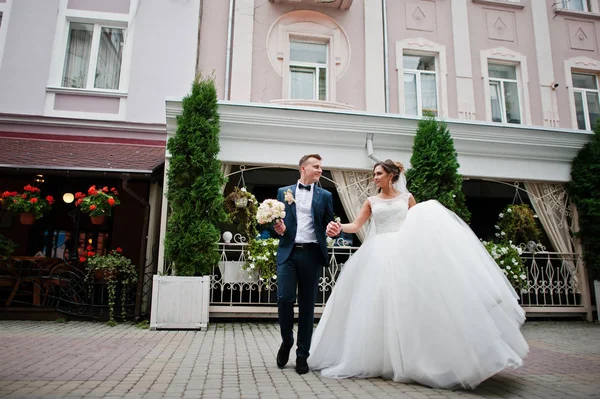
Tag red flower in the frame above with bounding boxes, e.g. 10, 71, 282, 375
88, 185, 97, 195
79, 256, 86, 262
110, 187, 116, 192
102, 186, 109, 193
87, 251, 95, 257
29, 198, 38, 203
116, 247, 123, 253
108, 197, 115, 206
86, 245, 94, 251
21, 194, 27, 199
75, 192, 85, 199
46, 195, 55, 205
1, 191, 10, 198
89, 204, 97, 211
24, 185, 33, 192
75, 199, 83, 206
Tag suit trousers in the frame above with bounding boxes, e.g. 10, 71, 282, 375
277, 243, 321, 359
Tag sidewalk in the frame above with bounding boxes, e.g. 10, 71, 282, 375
0, 320, 599, 398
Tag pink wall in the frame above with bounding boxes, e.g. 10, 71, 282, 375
196, 0, 229, 100
386, 0, 456, 117
467, 1, 542, 125
54, 94, 120, 114
548, 9, 600, 129
250, 0, 365, 110
67, 0, 130, 14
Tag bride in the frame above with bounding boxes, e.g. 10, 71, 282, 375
308, 159, 529, 390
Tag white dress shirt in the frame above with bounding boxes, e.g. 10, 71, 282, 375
294, 182, 318, 243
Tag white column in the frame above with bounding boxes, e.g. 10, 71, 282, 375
451, 0, 476, 120
531, 0, 559, 127
229, 0, 255, 102
364, 0, 386, 113
157, 158, 169, 275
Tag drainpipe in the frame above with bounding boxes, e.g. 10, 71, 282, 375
382, 0, 389, 113
224, 0, 235, 100
121, 174, 150, 319
365, 0, 388, 164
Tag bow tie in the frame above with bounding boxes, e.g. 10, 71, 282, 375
298, 183, 311, 191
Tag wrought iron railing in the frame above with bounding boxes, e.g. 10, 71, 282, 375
211, 243, 587, 315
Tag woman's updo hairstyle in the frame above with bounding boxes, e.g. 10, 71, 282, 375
373, 159, 405, 184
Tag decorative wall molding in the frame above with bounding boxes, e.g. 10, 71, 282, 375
406, 1, 436, 32
567, 19, 597, 51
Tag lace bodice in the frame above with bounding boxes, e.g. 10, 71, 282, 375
368, 193, 411, 234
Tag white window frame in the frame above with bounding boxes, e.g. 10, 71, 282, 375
288, 41, 329, 102
488, 63, 522, 124
402, 53, 439, 117
61, 21, 127, 91
572, 72, 600, 130
564, 57, 600, 130
562, 0, 591, 11
45, 0, 138, 120
481, 47, 531, 125
0, 0, 12, 71
396, 38, 448, 118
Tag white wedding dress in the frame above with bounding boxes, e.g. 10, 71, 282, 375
308, 193, 529, 390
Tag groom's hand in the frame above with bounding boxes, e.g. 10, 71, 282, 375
326, 221, 341, 237
274, 219, 286, 235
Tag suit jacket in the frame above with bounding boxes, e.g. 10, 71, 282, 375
276, 184, 335, 266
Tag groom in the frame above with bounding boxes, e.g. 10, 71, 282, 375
273, 154, 337, 374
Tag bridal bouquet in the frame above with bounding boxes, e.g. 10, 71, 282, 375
256, 199, 286, 226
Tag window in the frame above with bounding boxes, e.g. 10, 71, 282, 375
403, 54, 438, 116
562, 0, 591, 11
62, 22, 124, 90
289, 41, 328, 101
488, 63, 521, 124
572, 73, 600, 130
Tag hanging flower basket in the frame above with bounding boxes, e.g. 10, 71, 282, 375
1, 185, 54, 223
19, 212, 35, 225
90, 215, 106, 225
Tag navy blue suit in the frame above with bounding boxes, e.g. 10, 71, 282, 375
276, 184, 335, 359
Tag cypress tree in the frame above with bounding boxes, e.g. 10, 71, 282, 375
406, 114, 471, 222
164, 76, 228, 276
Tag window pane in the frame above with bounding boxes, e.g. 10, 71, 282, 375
564, 0, 585, 10
290, 68, 315, 100
318, 68, 326, 101
95, 27, 124, 90
404, 73, 418, 115
290, 41, 327, 64
574, 91, 587, 130
490, 81, 503, 122
504, 81, 521, 124
403, 54, 435, 71
62, 23, 93, 88
488, 63, 517, 80
586, 91, 600, 130
572, 73, 598, 90
420, 73, 437, 116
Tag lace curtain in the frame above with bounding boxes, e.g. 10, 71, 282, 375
331, 170, 377, 242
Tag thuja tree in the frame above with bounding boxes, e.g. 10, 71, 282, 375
406, 114, 471, 222
568, 124, 600, 279
164, 76, 228, 276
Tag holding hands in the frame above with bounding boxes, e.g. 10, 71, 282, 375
326, 221, 342, 237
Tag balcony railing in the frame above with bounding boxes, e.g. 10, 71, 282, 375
211, 243, 589, 318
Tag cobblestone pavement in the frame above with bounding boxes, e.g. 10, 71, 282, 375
0, 321, 598, 399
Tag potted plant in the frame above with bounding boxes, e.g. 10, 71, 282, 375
75, 185, 120, 225
82, 247, 137, 326
1, 185, 54, 224
244, 238, 279, 282
224, 187, 258, 240
482, 240, 528, 292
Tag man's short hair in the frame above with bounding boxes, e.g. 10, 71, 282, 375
298, 154, 322, 169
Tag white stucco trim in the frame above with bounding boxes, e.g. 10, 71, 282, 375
564, 56, 600, 130
44, 0, 138, 119
395, 38, 449, 118
0, 0, 13, 71
532, 0, 559, 127
229, 0, 254, 102
451, 0, 476, 120
364, 0, 385, 113
480, 47, 532, 125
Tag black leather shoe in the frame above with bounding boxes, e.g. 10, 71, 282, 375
295, 356, 309, 374
276, 343, 292, 368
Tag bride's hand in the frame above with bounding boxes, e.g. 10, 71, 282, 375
326, 221, 341, 237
